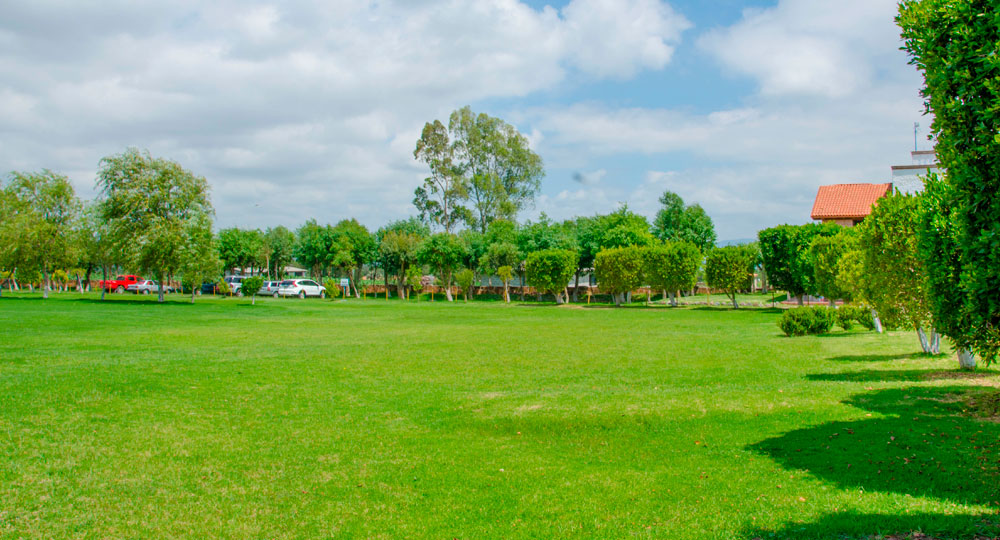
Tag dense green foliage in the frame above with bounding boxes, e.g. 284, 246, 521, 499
810, 228, 858, 303
652, 191, 718, 252
779, 307, 835, 337
524, 249, 577, 304
759, 223, 840, 303
417, 233, 466, 301
704, 244, 755, 309
594, 246, 644, 306
642, 241, 701, 305
899, 0, 1000, 363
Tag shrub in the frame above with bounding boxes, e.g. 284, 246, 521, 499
525, 249, 578, 304
455, 268, 475, 301
216, 280, 231, 296
594, 246, 643, 306
835, 307, 856, 330
779, 307, 835, 337
323, 278, 341, 298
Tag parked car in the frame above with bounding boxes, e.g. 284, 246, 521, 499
224, 275, 245, 296
275, 279, 326, 299
200, 282, 219, 295
99, 275, 142, 293
126, 280, 172, 295
259, 280, 282, 296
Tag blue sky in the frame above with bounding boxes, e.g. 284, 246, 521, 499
0, 0, 927, 241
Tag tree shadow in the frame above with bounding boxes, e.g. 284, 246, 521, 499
807, 369, 998, 383
742, 511, 1000, 539
826, 353, 925, 363
746, 385, 1000, 537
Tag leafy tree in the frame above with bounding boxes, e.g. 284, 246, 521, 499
858, 192, 939, 354
97, 149, 213, 303
331, 219, 376, 297
653, 191, 717, 252
413, 119, 470, 233
595, 246, 644, 307
262, 226, 295, 280
758, 223, 840, 305
810, 228, 858, 306
178, 213, 219, 304
449, 106, 544, 232
899, 0, 1000, 363
242, 275, 263, 305
1, 170, 81, 299
417, 233, 465, 301
455, 268, 475, 302
405, 265, 424, 300
218, 228, 262, 275
517, 214, 575, 300
918, 176, 977, 367
525, 249, 577, 304
643, 241, 701, 306
705, 245, 755, 309
378, 220, 427, 299
497, 265, 514, 303
294, 219, 334, 278
652, 191, 686, 242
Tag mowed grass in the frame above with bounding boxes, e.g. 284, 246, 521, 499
1, 294, 998, 539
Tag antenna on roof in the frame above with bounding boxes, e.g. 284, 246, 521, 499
914, 122, 920, 151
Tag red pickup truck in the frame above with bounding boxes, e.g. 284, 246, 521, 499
99, 275, 142, 293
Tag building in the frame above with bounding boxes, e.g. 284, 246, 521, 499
891, 150, 940, 194
810, 183, 893, 226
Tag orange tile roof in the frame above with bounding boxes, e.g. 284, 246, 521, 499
811, 183, 892, 220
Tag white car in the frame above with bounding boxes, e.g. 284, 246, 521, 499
224, 275, 245, 295
127, 280, 168, 295
259, 281, 282, 296
275, 279, 326, 299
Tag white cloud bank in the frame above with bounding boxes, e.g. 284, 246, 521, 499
0, 0, 689, 229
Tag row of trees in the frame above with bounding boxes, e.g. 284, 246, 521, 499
0, 150, 218, 303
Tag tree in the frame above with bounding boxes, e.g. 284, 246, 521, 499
525, 249, 577, 304
705, 245, 755, 309
899, 0, 1000, 363
643, 241, 701, 306
218, 228, 262, 275
330, 219, 376, 297
97, 149, 214, 303
178, 213, 219, 304
1, 170, 81, 299
595, 246, 644, 307
652, 191, 686, 242
242, 276, 263, 305
448, 106, 544, 233
378, 219, 428, 299
858, 192, 939, 354
405, 264, 424, 300
810, 228, 858, 306
497, 265, 514, 303
294, 220, 333, 278
918, 176, 977, 367
413, 120, 469, 233
676, 204, 717, 253
417, 233, 465, 301
262, 226, 295, 280
455, 268, 475, 302
758, 223, 840, 305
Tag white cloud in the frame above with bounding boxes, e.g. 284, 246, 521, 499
0, 0, 688, 229
699, 0, 905, 97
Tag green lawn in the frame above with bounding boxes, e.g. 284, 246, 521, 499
1, 293, 998, 539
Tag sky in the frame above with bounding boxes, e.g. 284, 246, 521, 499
0, 0, 929, 242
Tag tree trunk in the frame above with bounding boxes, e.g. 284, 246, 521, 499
252, 293, 256, 306
870, 309, 883, 333
443, 271, 453, 302
191, 288, 196, 304
158, 276, 165, 303
672, 291, 679, 307
42, 268, 50, 299
519, 271, 525, 302
797, 295, 804, 306
572, 271, 580, 302
828, 298, 836, 308
503, 280, 510, 303
731, 294, 738, 309
100, 266, 107, 301
958, 348, 976, 370
554, 289, 564, 304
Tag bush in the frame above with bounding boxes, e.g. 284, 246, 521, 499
835, 307, 855, 330
242, 276, 263, 297
216, 280, 231, 296
779, 307, 835, 337
323, 278, 341, 298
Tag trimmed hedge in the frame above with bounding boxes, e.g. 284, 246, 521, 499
779, 307, 835, 336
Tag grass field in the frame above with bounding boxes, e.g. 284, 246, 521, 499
1, 293, 998, 539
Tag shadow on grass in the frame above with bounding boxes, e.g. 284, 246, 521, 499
742, 511, 1000, 539
826, 353, 925, 363
745, 385, 1000, 538
807, 369, 997, 383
